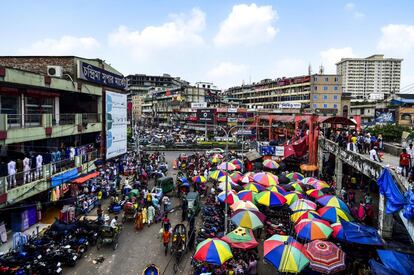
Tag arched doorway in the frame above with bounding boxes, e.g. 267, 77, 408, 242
342, 105, 349, 118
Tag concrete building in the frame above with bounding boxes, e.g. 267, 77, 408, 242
226, 74, 350, 117
336, 54, 402, 101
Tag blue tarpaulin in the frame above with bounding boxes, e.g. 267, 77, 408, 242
376, 169, 407, 214
377, 249, 414, 275
369, 259, 399, 275
51, 168, 79, 187
341, 221, 383, 245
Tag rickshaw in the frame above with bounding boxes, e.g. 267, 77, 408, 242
186, 192, 201, 218
96, 225, 121, 250
122, 202, 136, 223
156, 177, 175, 195
171, 224, 187, 272
176, 174, 190, 198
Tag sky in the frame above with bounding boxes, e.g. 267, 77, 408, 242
1, 0, 414, 90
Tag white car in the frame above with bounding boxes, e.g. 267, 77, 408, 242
206, 148, 225, 155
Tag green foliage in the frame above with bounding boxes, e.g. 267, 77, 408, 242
367, 124, 413, 142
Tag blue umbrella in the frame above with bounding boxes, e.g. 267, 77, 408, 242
377, 249, 414, 274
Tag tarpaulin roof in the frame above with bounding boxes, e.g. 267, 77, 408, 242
317, 116, 356, 125
377, 169, 407, 214
73, 171, 99, 184
369, 259, 399, 275
377, 249, 414, 275
341, 221, 383, 246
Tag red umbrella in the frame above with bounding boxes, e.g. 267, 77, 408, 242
304, 240, 346, 274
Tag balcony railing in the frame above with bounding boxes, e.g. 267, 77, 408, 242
4, 113, 102, 129
7, 114, 43, 128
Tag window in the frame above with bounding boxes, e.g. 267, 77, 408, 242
313, 77, 318, 81
313, 95, 318, 100
333, 95, 338, 100
334, 86, 338, 91
323, 95, 328, 100
314, 86, 318, 91
323, 104, 328, 108
325, 77, 329, 82
313, 104, 317, 108
323, 86, 328, 91
333, 104, 337, 109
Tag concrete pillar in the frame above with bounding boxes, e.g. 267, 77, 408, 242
0, 114, 8, 131
335, 157, 343, 195
378, 194, 394, 239
54, 97, 60, 125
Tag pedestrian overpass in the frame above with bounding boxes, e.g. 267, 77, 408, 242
318, 136, 414, 242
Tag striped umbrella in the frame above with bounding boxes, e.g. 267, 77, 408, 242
317, 206, 354, 223
193, 238, 233, 265
218, 190, 239, 205
317, 195, 349, 212
229, 172, 243, 183
231, 200, 259, 212
264, 234, 309, 273
209, 170, 227, 180
284, 191, 304, 205
237, 190, 254, 202
304, 240, 346, 274
291, 210, 322, 224
230, 209, 264, 229
218, 162, 237, 171
192, 175, 206, 184
306, 189, 325, 199
290, 199, 317, 211
253, 172, 279, 187
294, 218, 333, 241
243, 182, 265, 193
263, 159, 280, 170
267, 185, 287, 195
286, 172, 305, 181
255, 191, 287, 207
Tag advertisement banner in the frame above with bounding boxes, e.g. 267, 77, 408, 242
227, 117, 238, 123
106, 91, 127, 159
228, 108, 238, 113
275, 146, 285, 156
191, 102, 207, 109
279, 103, 301, 109
197, 109, 215, 122
375, 108, 395, 124
260, 146, 275, 156
78, 61, 127, 90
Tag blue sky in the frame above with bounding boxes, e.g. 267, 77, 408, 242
1, 0, 414, 89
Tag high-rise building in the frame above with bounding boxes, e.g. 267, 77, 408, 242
336, 54, 402, 101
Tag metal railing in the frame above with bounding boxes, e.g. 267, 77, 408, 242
4, 113, 101, 128
7, 114, 43, 128
56, 113, 76, 125
82, 113, 100, 124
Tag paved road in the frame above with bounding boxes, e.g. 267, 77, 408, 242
67, 151, 194, 275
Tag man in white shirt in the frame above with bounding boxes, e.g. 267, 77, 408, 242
110, 216, 119, 229
7, 160, 16, 188
407, 144, 414, 167
347, 141, 357, 152
36, 154, 43, 179
23, 157, 31, 184
369, 147, 381, 162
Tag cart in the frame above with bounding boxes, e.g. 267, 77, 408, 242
96, 225, 121, 250
171, 224, 187, 272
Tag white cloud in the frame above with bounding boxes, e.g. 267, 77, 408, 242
207, 62, 248, 88
108, 8, 205, 60
344, 2, 365, 19
18, 35, 100, 55
272, 58, 308, 77
320, 47, 356, 73
214, 4, 278, 47
378, 24, 414, 53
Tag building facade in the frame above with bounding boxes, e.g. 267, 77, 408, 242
336, 54, 402, 101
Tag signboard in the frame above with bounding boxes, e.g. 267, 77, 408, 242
227, 117, 238, 123
375, 108, 395, 124
275, 146, 285, 156
260, 146, 275, 156
279, 103, 301, 109
106, 91, 127, 159
236, 130, 252, 135
191, 102, 207, 108
197, 109, 215, 122
315, 108, 338, 114
228, 108, 238, 113
78, 61, 127, 90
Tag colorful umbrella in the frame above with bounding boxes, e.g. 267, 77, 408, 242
255, 191, 287, 207
264, 234, 309, 273
330, 223, 345, 240
304, 240, 346, 274
230, 209, 264, 229
263, 159, 280, 170
311, 180, 331, 190
241, 172, 255, 184
253, 172, 278, 187
290, 199, 317, 211
192, 175, 206, 184
243, 182, 265, 193
218, 162, 237, 171
291, 210, 321, 224
286, 172, 305, 181
221, 227, 259, 250
237, 190, 254, 202
193, 238, 233, 265
212, 153, 224, 159
318, 206, 354, 223
317, 195, 349, 212
306, 189, 325, 199
231, 200, 259, 212
230, 172, 243, 183
230, 159, 243, 170
218, 190, 239, 205
284, 191, 304, 205
267, 185, 287, 195
295, 218, 333, 241
218, 180, 234, 191
209, 170, 227, 180
210, 157, 221, 164
289, 182, 305, 193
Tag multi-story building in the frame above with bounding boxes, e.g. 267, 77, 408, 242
336, 54, 402, 101
0, 56, 126, 213
226, 74, 349, 117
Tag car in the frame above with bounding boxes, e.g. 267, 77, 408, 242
206, 148, 225, 155
150, 187, 163, 201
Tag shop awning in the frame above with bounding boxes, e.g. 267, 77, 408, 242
73, 171, 99, 184
317, 116, 356, 125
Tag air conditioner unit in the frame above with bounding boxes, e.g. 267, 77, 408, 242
47, 66, 63, 77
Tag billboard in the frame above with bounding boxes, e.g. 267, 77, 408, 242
78, 61, 127, 90
375, 108, 395, 124
197, 109, 215, 122
106, 91, 127, 159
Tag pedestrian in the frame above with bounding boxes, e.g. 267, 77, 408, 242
247, 255, 258, 275
181, 197, 188, 222
162, 214, 171, 232
162, 228, 171, 256
147, 205, 155, 227
400, 148, 411, 177
142, 206, 148, 225
162, 195, 170, 212
407, 144, 414, 167
369, 147, 382, 162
